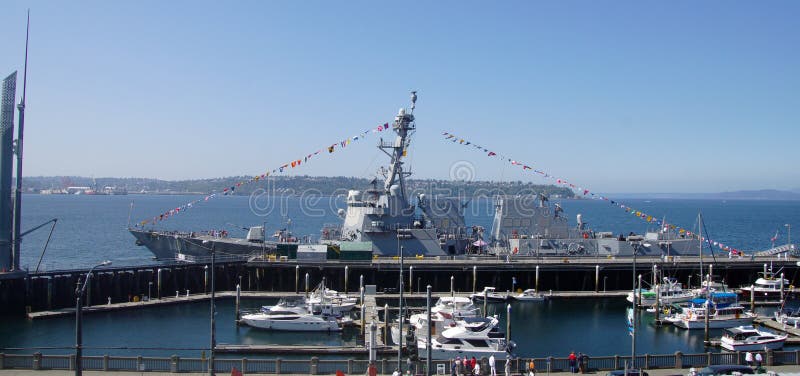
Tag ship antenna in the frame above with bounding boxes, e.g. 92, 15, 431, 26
410, 91, 417, 113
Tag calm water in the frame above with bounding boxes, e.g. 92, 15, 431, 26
18, 194, 800, 270
6, 194, 800, 358
0, 296, 793, 358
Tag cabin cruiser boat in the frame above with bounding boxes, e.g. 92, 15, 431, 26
739, 269, 790, 301
431, 297, 481, 318
470, 287, 508, 302
720, 325, 787, 351
417, 315, 514, 359
512, 289, 546, 302
666, 293, 755, 329
627, 277, 695, 307
240, 300, 341, 331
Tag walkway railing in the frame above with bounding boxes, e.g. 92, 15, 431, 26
1, 350, 800, 374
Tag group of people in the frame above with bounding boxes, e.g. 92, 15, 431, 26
450, 356, 482, 376
568, 351, 588, 374
744, 351, 763, 369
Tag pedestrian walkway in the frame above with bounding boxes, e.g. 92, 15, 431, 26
1, 365, 800, 376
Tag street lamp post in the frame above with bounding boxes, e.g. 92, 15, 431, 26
75, 260, 111, 376
202, 240, 217, 376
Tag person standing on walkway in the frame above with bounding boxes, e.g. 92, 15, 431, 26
451, 358, 458, 376
473, 360, 481, 376
745, 352, 753, 367
505, 356, 511, 376
490, 354, 497, 376
578, 353, 585, 374
755, 352, 763, 368
569, 351, 577, 373
527, 359, 536, 376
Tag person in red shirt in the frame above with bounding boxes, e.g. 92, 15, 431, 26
568, 351, 577, 373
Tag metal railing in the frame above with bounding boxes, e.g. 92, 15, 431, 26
1, 351, 799, 374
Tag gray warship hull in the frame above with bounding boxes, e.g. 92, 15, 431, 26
130, 229, 277, 261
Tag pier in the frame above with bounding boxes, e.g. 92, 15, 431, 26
2, 255, 799, 315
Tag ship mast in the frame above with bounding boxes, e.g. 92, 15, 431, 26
378, 91, 416, 203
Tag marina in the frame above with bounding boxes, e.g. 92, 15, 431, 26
0, 5, 799, 372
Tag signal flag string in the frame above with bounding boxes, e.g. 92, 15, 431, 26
135, 122, 395, 227
441, 131, 747, 256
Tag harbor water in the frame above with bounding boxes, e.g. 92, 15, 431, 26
4, 194, 799, 358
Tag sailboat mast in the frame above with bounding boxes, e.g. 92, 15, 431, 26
698, 212, 703, 288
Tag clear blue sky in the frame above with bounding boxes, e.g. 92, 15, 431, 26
1, 1, 798, 193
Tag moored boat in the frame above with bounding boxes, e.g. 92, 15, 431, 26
417, 315, 514, 360
240, 300, 341, 332
719, 325, 787, 351
512, 289, 546, 302
627, 277, 695, 307
470, 287, 508, 302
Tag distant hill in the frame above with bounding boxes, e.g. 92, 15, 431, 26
612, 190, 800, 200
16, 175, 575, 198
716, 189, 800, 200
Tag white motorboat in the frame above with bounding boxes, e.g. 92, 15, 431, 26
666, 293, 756, 329
431, 296, 481, 318
417, 316, 514, 360
512, 289, 546, 302
241, 300, 341, 332
773, 307, 800, 326
470, 287, 508, 302
720, 325, 787, 351
627, 277, 695, 306
739, 269, 790, 301
668, 304, 756, 330
306, 284, 358, 315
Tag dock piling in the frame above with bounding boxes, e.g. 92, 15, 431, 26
157, 269, 162, 300
535, 265, 539, 293
344, 266, 349, 295
305, 273, 309, 298
235, 284, 241, 325
595, 265, 599, 293
409, 266, 413, 294
750, 285, 755, 311
472, 266, 477, 294
295, 266, 299, 294
450, 275, 454, 297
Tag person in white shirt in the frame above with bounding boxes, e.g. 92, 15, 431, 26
755, 352, 763, 368
489, 354, 497, 376
504, 357, 511, 376
473, 361, 481, 376
745, 352, 754, 367
392, 369, 401, 376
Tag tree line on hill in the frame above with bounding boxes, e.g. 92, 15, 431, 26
19, 175, 576, 198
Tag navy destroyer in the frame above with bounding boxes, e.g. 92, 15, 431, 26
130, 93, 475, 260
131, 93, 702, 261
489, 194, 700, 257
